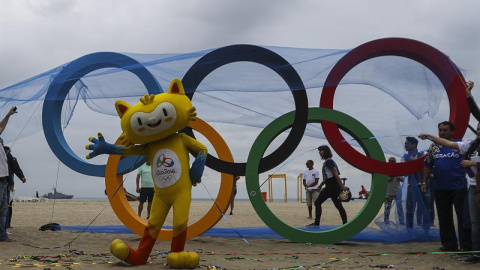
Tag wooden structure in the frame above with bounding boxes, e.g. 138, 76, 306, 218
297, 173, 306, 203
267, 174, 287, 203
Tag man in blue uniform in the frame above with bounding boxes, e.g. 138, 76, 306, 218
421, 121, 471, 252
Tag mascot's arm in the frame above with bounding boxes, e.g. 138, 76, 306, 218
181, 134, 208, 185
123, 145, 149, 156
86, 133, 149, 159
85, 133, 125, 159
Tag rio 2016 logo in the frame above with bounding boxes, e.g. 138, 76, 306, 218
156, 154, 174, 168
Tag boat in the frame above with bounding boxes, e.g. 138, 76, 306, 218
42, 188, 74, 199
125, 190, 139, 201
104, 188, 139, 201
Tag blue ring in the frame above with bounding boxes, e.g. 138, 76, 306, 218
42, 52, 161, 177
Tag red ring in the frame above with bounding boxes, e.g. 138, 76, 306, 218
320, 38, 469, 175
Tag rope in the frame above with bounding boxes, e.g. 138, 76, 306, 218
200, 182, 250, 245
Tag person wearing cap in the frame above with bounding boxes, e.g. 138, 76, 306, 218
0, 106, 17, 242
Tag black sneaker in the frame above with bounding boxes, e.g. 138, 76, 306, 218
306, 223, 319, 227
463, 255, 480, 263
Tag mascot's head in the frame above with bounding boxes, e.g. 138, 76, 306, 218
115, 78, 196, 146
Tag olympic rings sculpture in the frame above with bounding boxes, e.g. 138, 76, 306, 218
42, 38, 469, 244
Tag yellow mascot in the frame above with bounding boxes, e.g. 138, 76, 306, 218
86, 78, 207, 268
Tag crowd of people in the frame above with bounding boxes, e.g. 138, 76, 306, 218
381, 81, 479, 263
302, 81, 479, 264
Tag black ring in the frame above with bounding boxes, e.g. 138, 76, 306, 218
182, 45, 308, 175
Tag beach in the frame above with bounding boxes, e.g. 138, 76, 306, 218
0, 199, 473, 269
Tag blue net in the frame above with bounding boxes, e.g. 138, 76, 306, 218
374, 174, 437, 239
0, 45, 462, 158
0, 44, 468, 243
62, 224, 439, 243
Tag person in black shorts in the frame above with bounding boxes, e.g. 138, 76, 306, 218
308, 145, 348, 226
136, 161, 154, 219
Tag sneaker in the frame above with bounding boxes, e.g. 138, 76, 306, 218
307, 216, 312, 219
463, 255, 480, 263
306, 223, 319, 227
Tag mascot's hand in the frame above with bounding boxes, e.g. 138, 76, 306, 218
85, 132, 125, 159
190, 150, 207, 186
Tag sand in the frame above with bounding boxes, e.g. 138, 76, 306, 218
0, 199, 473, 269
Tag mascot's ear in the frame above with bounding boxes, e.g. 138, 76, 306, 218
115, 100, 132, 118
168, 78, 186, 95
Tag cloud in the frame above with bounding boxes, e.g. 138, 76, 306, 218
1, 0, 479, 200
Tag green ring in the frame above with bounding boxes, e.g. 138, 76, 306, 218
245, 107, 387, 243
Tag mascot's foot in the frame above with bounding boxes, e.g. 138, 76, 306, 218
110, 239, 130, 261
167, 251, 199, 269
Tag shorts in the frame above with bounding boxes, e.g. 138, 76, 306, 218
306, 189, 320, 206
139, 188, 154, 203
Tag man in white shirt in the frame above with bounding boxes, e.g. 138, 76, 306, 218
0, 107, 17, 242
303, 160, 320, 219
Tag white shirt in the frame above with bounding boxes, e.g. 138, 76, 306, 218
303, 168, 320, 190
457, 140, 477, 187
457, 140, 473, 154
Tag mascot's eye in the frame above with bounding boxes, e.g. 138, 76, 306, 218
163, 108, 168, 117
137, 117, 143, 126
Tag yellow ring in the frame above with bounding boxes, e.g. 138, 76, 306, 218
105, 118, 234, 240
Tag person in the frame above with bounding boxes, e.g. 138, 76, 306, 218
420, 122, 480, 262
302, 160, 320, 219
461, 156, 480, 263
418, 121, 471, 252
402, 136, 431, 230
384, 157, 404, 225
308, 145, 347, 226
136, 161, 154, 219
358, 185, 369, 199
0, 106, 17, 242
228, 175, 240, 215
4, 146, 26, 229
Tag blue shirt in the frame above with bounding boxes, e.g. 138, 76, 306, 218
322, 158, 340, 180
424, 140, 467, 190
402, 151, 424, 186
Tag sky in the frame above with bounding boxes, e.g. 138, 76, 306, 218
0, 0, 479, 201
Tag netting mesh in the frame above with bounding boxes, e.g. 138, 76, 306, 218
374, 174, 438, 241
0, 45, 460, 158
0, 44, 468, 242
